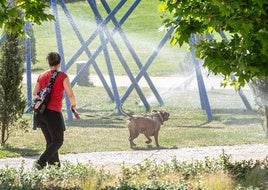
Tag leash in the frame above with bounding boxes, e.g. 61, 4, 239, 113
26, 105, 125, 121
25, 105, 81, 120
71, 108, 80, 120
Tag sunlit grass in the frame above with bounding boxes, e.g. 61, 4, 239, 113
3, 85, 267, 158
201, 171, 235, 190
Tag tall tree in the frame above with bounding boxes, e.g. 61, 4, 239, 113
0, 0, 53, 145
0, 32, 26, 145
159, 0, 268, 133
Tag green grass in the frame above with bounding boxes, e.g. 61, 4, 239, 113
1, 85, 267, 158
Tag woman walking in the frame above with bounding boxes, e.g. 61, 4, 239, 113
32, 52, 76, 170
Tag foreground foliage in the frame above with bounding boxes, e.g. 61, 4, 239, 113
0, 0, 54, 35
1, 154, 268, 190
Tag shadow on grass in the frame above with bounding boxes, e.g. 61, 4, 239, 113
178, 108, 261, 128
178, 121, 219, 128
212, 108, 258, 115
1, 144, 39, 157
66, 108, 127, 128
223, 117, 262, 125
67, 117, 126, 128
132, 145, 178, 151
212, 108, 262, 126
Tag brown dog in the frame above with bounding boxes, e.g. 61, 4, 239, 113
120, 105, 170, 148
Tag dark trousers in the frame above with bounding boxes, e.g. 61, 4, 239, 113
36, 109, 65, 168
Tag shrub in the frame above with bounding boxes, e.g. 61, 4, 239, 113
0, 154, 268, 189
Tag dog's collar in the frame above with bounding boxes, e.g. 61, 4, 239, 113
156, 112, 164, 124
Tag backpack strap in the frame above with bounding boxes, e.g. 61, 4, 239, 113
37, 71, 59, 97
47, 70, 59, 89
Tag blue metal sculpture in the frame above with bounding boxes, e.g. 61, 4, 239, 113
22, 0, 251, 121
49, 0, 167, 119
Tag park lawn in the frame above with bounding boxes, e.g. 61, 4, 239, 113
1, 86, 267, 158
1, 1, 268, 189
1, 1, 267, 158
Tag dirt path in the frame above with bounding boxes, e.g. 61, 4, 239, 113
0, 144, 267, 172
24, 73, 249, 90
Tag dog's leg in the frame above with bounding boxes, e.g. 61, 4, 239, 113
144, 135, 152, 144
129, 130, 139, 148
129, 136, 136, 148
154, 132, 160, 147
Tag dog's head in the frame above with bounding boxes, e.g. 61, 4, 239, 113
152, 110, 170, 124
159, 110, 170, 122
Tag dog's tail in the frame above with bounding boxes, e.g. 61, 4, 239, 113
119, 104, 133, 118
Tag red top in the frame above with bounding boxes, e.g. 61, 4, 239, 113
37, 70, 68, 112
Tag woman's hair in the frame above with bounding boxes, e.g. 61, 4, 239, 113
46, 52, 61, 66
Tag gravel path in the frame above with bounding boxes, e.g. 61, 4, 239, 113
24, 73, 249, 90
0, 144, 267, 172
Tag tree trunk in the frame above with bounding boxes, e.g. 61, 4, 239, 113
264, 106, 268, 137
1, 125, 6, 146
